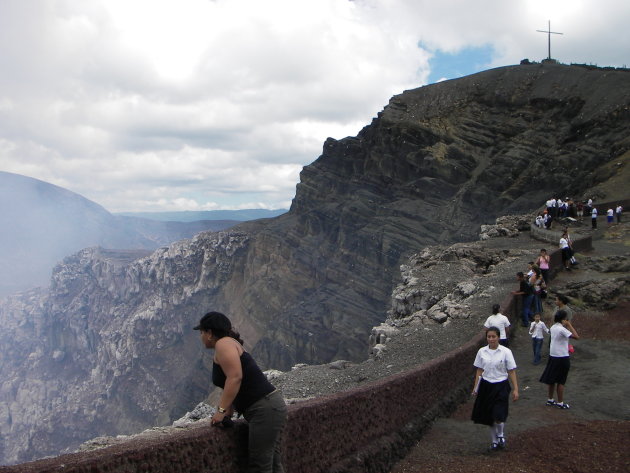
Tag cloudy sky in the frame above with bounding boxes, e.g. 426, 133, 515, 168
1, 0, 628, 213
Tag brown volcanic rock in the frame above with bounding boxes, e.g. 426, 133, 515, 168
0, 64, 629, 464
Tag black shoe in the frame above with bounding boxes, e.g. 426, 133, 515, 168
497, 437, 506, 449
488, 442, 499, 452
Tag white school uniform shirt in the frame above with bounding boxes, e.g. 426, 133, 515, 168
592, 208, 598, 218
616, 206, 623, 214
529, 321, 549, 339
607, 208, 614, 217
484, 314, 511, 340
474, 345, 517, 383
559, 237, 570, 249
549, 323, 573, 357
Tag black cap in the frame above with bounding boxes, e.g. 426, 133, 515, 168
193, 311, 231, 333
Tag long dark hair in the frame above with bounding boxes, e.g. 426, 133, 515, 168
194, 311, 244, 345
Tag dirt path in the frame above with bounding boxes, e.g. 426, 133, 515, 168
390, 230, 630, 473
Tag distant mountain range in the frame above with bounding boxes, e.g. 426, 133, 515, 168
0, 171, 283, 296
116, 209, 287, 222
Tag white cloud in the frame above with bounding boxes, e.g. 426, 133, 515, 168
0, 0, 628, 212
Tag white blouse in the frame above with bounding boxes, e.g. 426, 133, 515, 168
474, 345, 517, 383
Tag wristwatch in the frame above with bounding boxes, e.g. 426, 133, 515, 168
217, 406, 227, 414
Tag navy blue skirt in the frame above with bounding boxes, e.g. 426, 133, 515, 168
539, 356, 570, 385
471, 378, 511, 426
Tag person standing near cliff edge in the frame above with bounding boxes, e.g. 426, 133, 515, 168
195, 311, 287, 473
512, 272, 534, 327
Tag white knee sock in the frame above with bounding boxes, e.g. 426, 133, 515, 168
495, 422, 505, 438
490, 424, 497, 443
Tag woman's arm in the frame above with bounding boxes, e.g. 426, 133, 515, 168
211, 339, 243, 424
508, 369, 519, 401
472, 367, 483, 395
562, 319, 580, 340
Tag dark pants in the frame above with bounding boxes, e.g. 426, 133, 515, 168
592, 217, 597, 229
532, 293, 543, 314
532, 337, 543, 364
522, 295, 534, 326
540, 269, 549, 284
243, 390, 287, 473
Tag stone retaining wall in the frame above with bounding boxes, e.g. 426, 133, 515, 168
0, 234, 593, 473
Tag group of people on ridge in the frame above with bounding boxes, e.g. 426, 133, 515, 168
536, 197, 623, 231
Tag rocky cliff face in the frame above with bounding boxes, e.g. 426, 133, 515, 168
1, 63, 629, 464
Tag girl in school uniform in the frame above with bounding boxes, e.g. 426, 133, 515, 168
539, 310, 579, 409
471, 327, 519, 451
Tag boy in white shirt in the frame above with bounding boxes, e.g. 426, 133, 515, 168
528, 313, 549, 365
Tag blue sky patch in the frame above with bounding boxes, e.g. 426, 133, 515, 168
425, 44, 495, 84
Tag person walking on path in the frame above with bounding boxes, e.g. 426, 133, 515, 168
195, 311, 288, 473
616, 204, 623, 223
471, 327, 519, 451
539, 310, 579, 409
529, 313, 549, 365
484, 304, 511, 347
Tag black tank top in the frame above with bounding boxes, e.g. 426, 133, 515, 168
212, 351, 275, 413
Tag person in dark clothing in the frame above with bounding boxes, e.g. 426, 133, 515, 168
195, 311, 287, 473
512, 272, 534, 327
